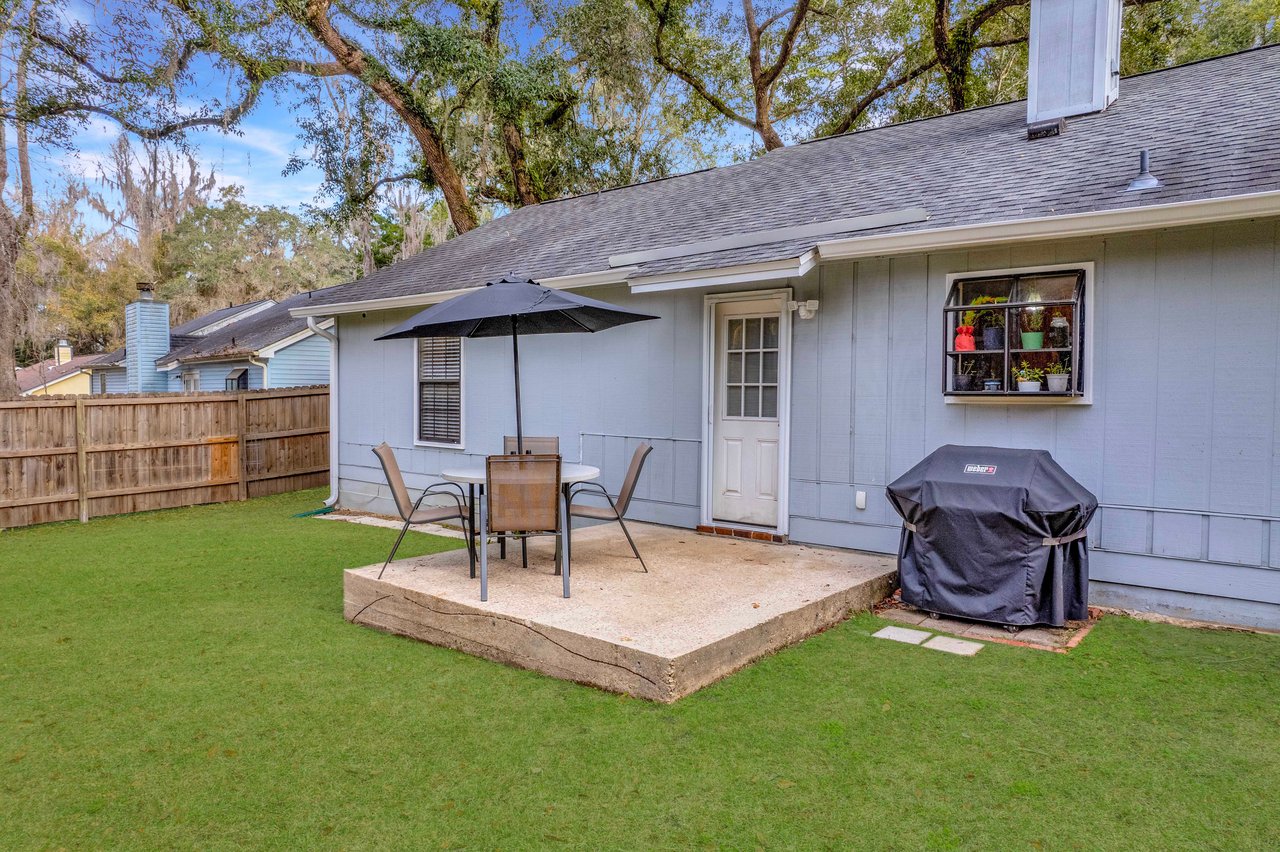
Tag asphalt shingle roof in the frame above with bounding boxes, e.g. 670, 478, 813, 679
297, 46, 1280, 311
158, 293, 316, 364
14, 353, 105, 393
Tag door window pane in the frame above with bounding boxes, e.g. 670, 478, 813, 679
762, 386, 778, 418
763, 317, 779, 348
727, 385, 742, 417
762, 351, 778, 383
744, 386, 760, 417
745, 318, 761, 348
745, 351, 760, 383
728, 352, 743, 383
728, 319, 744, 350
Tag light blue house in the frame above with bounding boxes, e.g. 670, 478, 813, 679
93, 286, 332, 393
291, 7, 1280, 630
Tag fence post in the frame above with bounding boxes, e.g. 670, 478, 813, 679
237, 393, 248, 501
74, 398, 89, 523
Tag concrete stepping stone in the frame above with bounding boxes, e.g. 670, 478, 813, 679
873, 625, 932, 645
922, 635, 984, 656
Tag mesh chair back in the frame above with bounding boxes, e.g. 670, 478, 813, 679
486, 454, 561, 534
504, 435, 560, 455
614, 443, 654, 516
372, 443, 414, 521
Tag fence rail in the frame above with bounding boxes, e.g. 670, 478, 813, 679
0, 387, 329, 529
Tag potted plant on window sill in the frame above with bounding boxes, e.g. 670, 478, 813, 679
970, 296, 1007, 350
1021, 308, 1045, 350
953, 358, 981, 391
1045, 360, 1070, 393
1014, 362, 1044, 392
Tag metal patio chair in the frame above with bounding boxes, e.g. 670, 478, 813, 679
480, 454, 568, 601
372, 443, 474, 580
503, 436, 560, 567
568, 442, 653, 572
503, 435, 560, 454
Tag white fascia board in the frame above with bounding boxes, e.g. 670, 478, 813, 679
190, 299, 276, 336
256, 318, 334, 358
816, 191, 1280, 261
287, 268, 636, 318
628, 251, 816, 294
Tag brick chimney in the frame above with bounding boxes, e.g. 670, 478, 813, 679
1028, 0, 1123, 124
124, 282, 170, 393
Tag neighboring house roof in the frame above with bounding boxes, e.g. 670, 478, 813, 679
93, 348, 125, 368
157, 293, 326, 367
292, 46, 1280, 315
14, 353, 106, 394
169, 299, 273, 337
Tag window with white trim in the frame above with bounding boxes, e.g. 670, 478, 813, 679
944, 268, 1087, 399
181, 371, 199, 392
417, 338, 462, 445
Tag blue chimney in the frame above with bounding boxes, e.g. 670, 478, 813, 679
124, 283, 170, 392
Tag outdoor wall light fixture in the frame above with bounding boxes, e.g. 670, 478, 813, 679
788, 299, 820, 320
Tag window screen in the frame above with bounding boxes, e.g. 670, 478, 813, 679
417, 338, 462, 444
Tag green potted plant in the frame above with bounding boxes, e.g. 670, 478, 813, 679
1021, 308, 1045, 350
953, 357, 981, 391
1045, 360, 1070, 392
1014, 361, 1044, 392
970, 296, 1007, 350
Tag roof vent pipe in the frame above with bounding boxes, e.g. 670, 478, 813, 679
1125, 150, 1162, 192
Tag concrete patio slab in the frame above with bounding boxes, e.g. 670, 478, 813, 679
922, 635, 984, 656
344, 522, 896, 702
872, 625, 932, 645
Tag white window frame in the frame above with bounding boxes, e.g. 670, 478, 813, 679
413, 337, 466, 449
944, 261, 1095, 405
181, 371, 199, 392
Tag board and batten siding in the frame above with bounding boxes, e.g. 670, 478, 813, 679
787, 220, 1280, 628
333, 218, 1280, 628
335, 282, 704, 528
267, 333, 331, 388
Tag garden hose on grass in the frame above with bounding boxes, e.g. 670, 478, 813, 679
293, 506, 336, 518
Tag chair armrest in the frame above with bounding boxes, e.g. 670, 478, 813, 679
414, 485, 466, 517
567, 481, 611, 504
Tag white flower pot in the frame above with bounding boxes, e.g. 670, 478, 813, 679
1046, 374, 1070, 393
1017, 381, 1042, 393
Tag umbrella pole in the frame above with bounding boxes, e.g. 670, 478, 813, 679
511, 315, 523, 453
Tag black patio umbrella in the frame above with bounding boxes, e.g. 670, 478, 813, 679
376, 276, 659, 452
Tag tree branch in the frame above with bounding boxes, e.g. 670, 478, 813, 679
760, 0, 811, 88
642, 0, 757, 133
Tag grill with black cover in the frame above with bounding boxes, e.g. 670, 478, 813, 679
886, 445, 1098, 628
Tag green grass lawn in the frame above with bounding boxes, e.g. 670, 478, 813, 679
1, 489, 1277, 850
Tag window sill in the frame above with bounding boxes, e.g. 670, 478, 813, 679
414, 440, 466, 450
945, 393, 1092, 406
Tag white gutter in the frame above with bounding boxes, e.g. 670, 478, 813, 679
306, 316, 340, 507
248, 355, 269, 389
628, 251, 817, 294
816, 190, 1280, 260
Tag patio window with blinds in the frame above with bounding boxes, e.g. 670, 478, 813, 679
417, 337, 462, 445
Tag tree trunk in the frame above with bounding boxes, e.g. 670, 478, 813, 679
501, 121, 539, 206
0, 230, 21, 398
298, 0, 479, 234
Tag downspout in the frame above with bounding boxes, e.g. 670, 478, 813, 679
248, 355, 269, 388
307, 316, 340, 507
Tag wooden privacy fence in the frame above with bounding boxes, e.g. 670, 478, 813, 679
0, 387, 329, 530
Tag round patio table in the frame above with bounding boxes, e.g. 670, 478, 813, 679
441, 463, 600, 574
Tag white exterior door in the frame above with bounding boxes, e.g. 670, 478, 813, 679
711, 298, 784, 527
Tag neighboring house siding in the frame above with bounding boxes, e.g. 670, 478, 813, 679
173, 361, 265, 392
333, 218, 1280, 629
98, 367, 129, 394
267, 333, 330, 387
26, 372, 91, 396
125, 300, 171, 393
